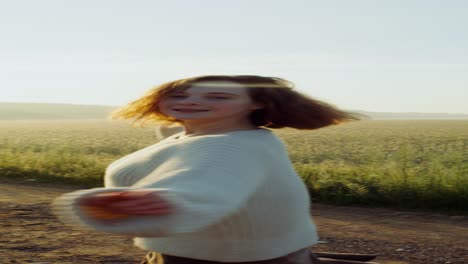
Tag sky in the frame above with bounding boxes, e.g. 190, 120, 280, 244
1, 0, 467, 114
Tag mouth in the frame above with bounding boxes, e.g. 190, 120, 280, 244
172, 109, 210, 112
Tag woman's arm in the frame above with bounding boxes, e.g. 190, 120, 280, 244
77, 190, 173, 220
53, 135, 274, 237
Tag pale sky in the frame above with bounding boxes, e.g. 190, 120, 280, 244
1, 0, 467, 114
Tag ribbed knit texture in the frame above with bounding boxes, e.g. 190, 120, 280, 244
52, 128, 318, 262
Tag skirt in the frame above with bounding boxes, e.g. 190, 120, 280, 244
140, 248, 320, 264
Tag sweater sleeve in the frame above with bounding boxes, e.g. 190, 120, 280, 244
52, 135, 272, 237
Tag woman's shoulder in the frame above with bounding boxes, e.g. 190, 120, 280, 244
193, 128, 285, 152
158, 128, 285, 154
193, 128, 276, 142
155, 128, 289, 164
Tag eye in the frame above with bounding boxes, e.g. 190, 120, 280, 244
168, 94, 187, 98
208, 96, 230, 100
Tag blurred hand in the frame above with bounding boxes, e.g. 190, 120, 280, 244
78, 190, 173, 220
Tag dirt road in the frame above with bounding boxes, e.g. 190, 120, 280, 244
0, 179, 466, 264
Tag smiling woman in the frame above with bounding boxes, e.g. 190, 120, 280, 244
110, 75, 360, 130
156, 80, 265, 135
52, 75, 366, 264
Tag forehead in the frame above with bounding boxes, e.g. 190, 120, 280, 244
179, 81, 248, 95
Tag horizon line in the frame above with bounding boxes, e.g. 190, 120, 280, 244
1, 101, 468, 116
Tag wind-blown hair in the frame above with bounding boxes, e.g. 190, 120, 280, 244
110, 75, 362, 129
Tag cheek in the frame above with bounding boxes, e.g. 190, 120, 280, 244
217, 102, 255, 113
157, 101, 171, 114
158, 98, 172, 108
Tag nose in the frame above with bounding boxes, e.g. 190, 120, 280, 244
176, 96, 202, 105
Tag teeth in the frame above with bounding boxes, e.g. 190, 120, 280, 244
174, 109, 208, 111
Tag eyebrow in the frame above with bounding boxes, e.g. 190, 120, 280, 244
206, 92, 238, 95
173, 92, 239, 96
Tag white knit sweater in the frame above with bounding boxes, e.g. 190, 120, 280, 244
52, 128, 318, 262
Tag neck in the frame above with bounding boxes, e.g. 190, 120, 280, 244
182, 119, 258, 136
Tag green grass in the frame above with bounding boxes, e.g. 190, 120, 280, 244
1, 119, 467, 213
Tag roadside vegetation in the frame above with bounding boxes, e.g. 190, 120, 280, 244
1, 119, 467, 213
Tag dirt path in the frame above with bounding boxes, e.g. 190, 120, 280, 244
1, 180, 466, 264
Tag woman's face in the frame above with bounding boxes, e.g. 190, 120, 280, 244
158, 81, 263, 125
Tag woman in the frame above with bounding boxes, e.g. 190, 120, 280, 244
52, 75, 365, 264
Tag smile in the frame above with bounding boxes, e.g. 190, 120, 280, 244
172, 109, 210, 112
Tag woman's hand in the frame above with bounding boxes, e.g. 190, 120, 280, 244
78, 190, 173, 220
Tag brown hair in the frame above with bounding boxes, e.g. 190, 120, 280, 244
110, 75, 362, 129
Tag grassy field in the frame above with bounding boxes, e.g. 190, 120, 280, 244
1, 119, 467, 213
